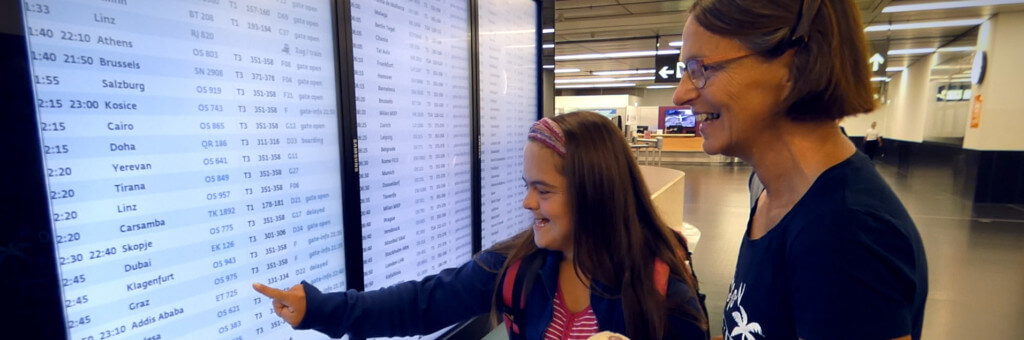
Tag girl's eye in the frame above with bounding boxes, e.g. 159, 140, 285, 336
538, 190, 550, 195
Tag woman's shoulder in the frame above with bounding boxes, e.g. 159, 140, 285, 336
785, 153, 909, 231
783, 190, 923, 278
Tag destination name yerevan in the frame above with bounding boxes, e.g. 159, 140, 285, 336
112, 162, 152, 172
120, 218, 166, 233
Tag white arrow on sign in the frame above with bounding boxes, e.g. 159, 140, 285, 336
659, 65, 674, 79
869, 53, 885, 72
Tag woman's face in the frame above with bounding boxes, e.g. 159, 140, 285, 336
522, 141, 573, 254
672, 18, 794, 157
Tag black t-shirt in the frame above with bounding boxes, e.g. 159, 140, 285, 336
722, 152, 928, 340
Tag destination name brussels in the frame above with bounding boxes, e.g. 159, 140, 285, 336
99, 57, 141, 70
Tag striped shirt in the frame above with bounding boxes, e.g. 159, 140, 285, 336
544, 284, 599, 340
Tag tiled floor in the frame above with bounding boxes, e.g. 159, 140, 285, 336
667, 162, 1024, 339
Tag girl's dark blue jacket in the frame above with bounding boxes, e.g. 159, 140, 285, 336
295, 249, 708, 339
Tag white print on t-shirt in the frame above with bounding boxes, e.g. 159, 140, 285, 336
724, 282, 764, 340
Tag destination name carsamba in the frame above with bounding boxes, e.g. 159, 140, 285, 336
120, 218, 166, 233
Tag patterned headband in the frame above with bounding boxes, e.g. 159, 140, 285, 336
528, 117, 567, 157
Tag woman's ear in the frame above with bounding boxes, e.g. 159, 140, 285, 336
776, 48, 798, 100
779, 48, 798, 84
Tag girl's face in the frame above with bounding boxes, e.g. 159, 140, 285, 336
522, 141, 573, 255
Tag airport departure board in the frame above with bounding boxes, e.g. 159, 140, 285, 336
350, 0, 473, 293
478, 0, 538, 249
22, 1, 346, 339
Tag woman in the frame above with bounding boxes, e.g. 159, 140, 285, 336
672, 0, 928, 339
254, 112, 709, 339
864, 121, 883, 160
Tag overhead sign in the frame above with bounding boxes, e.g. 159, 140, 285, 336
869, 40, 890, 78
869, 53, 885, 72
655, 54, 685, 84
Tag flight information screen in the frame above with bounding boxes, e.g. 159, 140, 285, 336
478, 0, 537, 249
22, 1, 346, 339
351, 0, 473, 296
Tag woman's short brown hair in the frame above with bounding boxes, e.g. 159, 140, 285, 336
690, 0, 875, 121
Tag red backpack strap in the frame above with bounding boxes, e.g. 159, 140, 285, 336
502, 258, 523, 307
501, 259, 522, 335
654, 257, 669, 296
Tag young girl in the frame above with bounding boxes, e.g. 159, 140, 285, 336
254, 111, 709, 339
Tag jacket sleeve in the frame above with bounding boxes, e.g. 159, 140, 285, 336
663, 277, 710, 340
296, 251, 507, 338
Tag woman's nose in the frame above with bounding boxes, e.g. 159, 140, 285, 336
672, 73, 700, 106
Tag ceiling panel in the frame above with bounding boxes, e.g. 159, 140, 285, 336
555, 38, 659, 55
555, 57, 657, 73
552, 0, 1022, 91
873, 4, 1024, 22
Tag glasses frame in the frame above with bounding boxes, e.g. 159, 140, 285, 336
682, 52, 756, 89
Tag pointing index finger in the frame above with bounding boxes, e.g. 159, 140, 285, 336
252, 282, 286, 299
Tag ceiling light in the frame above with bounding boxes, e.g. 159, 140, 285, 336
480, 29, 535, 36
865, 18, 986, 32
646, 85, 677, 89
618, 76, 655, 81
668, 41, 684, 47
555, 77, 619, 84
871, 77, 892, 82
555, 83, 636, 89
555, 50, 678, 61
554, 68, 581, 74
542, 65, 554, 69
592, 69, 656, 76
888, 48, 937, 55
554, 76, 654, 84
932, 65, 973, 69
931, 76, 972, 81
937, 46, 976, 52
883, 0, 1024, 13
542, 28, 554, 34
542, 44, 554, 49
886, 67, 906, 72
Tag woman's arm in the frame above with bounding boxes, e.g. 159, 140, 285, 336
787, 210, 923, 340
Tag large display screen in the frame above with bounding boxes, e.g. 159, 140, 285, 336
351, 0, 473, 293
21, 1, 346, 339
478, 0, 538, 249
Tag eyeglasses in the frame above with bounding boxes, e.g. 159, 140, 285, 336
682, 52, 756, 89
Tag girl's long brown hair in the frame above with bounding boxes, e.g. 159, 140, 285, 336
484, 111, 707, 338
